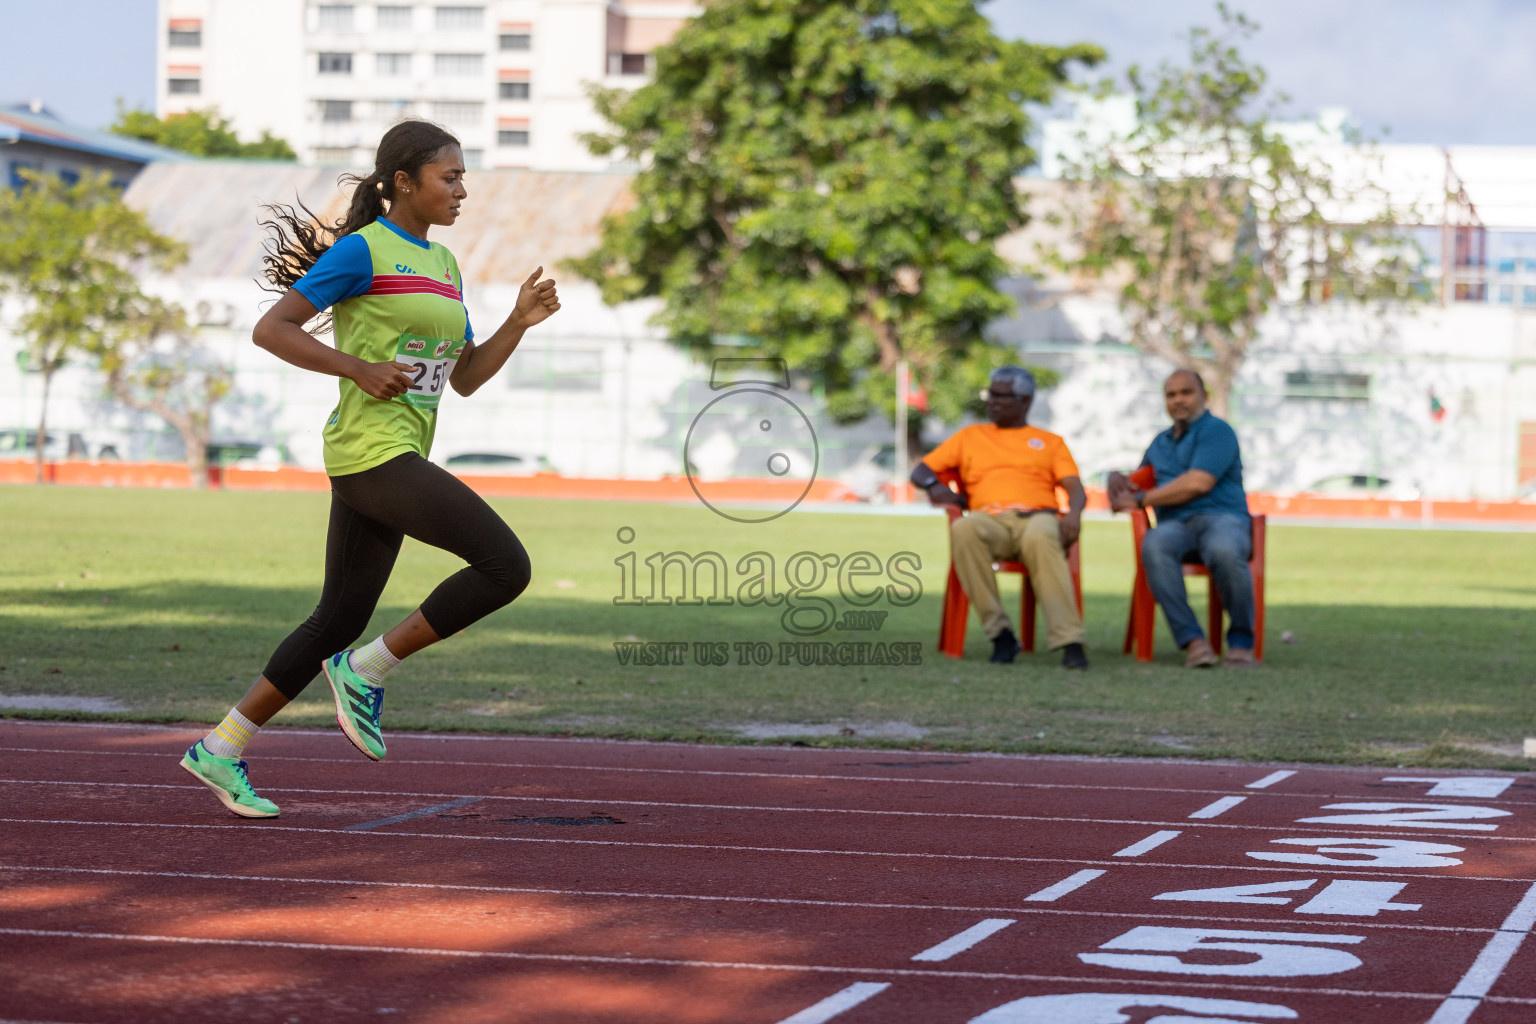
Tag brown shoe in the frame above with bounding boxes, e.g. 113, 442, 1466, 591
1183, 637, 1219, 668
1224, 647, 1259, 669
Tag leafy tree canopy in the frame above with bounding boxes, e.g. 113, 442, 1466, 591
572, 0, 1098, 428
0, 171, 206, 481
110, 104, 297, 160
1049, 3, 1424, 416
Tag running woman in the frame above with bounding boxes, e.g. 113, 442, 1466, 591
180, 120, 559, 817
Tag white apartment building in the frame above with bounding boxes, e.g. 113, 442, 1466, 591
155, 0, 699, 170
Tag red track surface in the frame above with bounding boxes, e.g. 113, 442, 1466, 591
2, 720, 1534, 1023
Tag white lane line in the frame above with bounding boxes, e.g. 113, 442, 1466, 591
343, 796, 482, 832
5, 818, 1534, 881
1247, 770, 1297, 789
775, 982, 891, 1023
0, 863, 1488, 934
1425, 879, 1536, 1024
1189, 796, 1247, 819
1113, 831, 1182, 857
6, 926, 1529, 1003
1025, 869, 1106, 902
17, 745, 1528, 806
910, 920, 1015, 962
7, 783, 1534, 842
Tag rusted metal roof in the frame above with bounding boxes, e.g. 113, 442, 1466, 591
123, 162, 635, 284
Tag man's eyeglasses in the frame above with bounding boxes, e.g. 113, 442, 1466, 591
979, 389, 1026, 402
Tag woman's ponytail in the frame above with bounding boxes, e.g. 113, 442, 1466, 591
257, 119, 462, 330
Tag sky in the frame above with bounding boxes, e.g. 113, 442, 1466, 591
2, 0, 1533, 146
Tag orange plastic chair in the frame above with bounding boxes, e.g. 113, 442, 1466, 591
1121, 465, 1266, 662
932, 469, 1083, 659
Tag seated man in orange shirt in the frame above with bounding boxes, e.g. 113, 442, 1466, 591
910, 366, 1088, 668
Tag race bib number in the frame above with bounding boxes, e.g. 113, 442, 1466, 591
395, 334, 465, 410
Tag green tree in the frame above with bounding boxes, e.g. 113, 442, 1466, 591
571, 0, 1097, 445
1049, 4, 1423, 416
0, 171, 204, 484
110, 104, 297, 160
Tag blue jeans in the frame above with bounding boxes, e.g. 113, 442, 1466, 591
1141, 513, 1255, 651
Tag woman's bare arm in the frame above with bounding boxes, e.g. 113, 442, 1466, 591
253, 290, 415, 401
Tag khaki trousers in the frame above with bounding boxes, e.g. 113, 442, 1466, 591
950, 511, 1084, 649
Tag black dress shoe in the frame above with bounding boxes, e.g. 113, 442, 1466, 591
1061, 642, 1089, 670
990, 628, 1021, 664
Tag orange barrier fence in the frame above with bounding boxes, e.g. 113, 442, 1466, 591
5, 459, 1536, 524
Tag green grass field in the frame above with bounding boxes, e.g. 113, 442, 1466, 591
1, 484, 1531, 768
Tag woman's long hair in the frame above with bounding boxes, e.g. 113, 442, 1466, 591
258, 119, 460, 330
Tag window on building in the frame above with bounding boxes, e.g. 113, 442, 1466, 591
9, 160, 41, 188
430, 101, 483, 122
1524, 286, 1536, 306
498, 80, 530, 100
317, 4, 355, 31
1283, 370, 1370, 402
320, 100, 354, 122
509, 349, 603, 391
498, 129, 529, 146
168, 77, 201, 94
499, 32, 530, 50
318, 52, 354, 74
376, 52, 411, 76
168, 28, 201, 47
462, 148, 483, 168
435, 5, 484, 30
610, 52, 652, 75
376, 4, 412, 30
434, 52, 483, 76
313, 147, 354, 164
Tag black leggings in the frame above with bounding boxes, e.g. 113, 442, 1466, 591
262, 452, 532, 699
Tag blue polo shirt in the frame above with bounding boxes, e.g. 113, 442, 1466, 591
1140, 411, 1249, 522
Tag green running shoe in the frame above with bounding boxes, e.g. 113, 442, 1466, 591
180, 741, 279, 818
323, 650, 387, 761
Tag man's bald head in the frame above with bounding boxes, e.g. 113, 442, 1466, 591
1163, 369, 1208, 428
1165, 369, 1205, 393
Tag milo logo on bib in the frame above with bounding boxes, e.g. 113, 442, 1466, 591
395, 333, 465, 411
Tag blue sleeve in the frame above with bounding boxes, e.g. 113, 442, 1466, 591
1189, 419, 1240, 478
292, 234, 372, 310
465, 312, 473, 343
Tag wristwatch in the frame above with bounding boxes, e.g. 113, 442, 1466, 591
1135, 490, 1147, 509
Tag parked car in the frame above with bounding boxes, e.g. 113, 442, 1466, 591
835, 444, 898, 502
441, 452, 557, 475
1305, 474, 1418, 500
0, 429, 120, 460
205, 441, 293, 468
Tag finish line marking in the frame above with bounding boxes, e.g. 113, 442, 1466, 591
775, 982, 891, 1024
910, 919, 1015, 962
1247, 771, 1298, 789
1025, 869, 1106, 902
1426, 879, 1536, 1024
1113, 831, 1182, 857
1190, 796, 1247, 819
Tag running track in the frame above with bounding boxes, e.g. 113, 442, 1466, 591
1, 719, 1534, 1023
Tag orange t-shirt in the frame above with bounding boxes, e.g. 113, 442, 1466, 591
921, 424, 1080, 514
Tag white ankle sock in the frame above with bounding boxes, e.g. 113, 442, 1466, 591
202, 707, 259, 759
348, 635, 402, 685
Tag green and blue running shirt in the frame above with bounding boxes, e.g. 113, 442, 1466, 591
294, 217, 474, 476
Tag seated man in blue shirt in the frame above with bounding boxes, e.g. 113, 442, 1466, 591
1107, 370, 1257, 668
